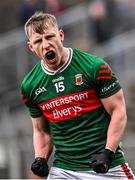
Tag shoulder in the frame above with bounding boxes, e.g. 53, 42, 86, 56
73, 48, 104, 62
72, 48, 95, 58
72, 48, 107, 69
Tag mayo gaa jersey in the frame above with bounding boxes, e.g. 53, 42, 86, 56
21, 48, 125, 171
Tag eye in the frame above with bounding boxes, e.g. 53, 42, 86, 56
46, 35, 55, 40
33, 39, 42, 45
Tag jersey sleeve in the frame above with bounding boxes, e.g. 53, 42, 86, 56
20, 84, 43, 118
93, 57, 121, 98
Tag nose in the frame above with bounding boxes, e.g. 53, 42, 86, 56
42, 38, 50, 50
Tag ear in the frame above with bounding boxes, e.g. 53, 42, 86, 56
59, 29, 64, 42
27, 41, 34, 52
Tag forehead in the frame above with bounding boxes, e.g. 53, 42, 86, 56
28, 22, 58, 39
43, 23, 58, 34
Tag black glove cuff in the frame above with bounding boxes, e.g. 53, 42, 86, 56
35, 157, 47, 162
104, 148, 115, 160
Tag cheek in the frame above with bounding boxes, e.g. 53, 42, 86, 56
33, 45, 41, 54
56, 40, 63, 50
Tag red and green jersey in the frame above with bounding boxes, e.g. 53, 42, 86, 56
21, 48, 125, 171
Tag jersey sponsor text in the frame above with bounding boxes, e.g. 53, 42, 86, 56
38, 89, 102, 122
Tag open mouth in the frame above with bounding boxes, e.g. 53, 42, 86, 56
45, 50, 56, 60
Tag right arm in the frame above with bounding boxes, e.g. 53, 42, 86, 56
31, 116, 53, 161
20, 85, 53, 176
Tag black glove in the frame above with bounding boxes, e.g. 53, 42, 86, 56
90, 149, 115, 173
31, 157, 49, 177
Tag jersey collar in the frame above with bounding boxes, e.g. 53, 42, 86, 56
41, 48, 73, 75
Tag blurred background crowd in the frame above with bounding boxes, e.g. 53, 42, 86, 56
0, 0, 135, 178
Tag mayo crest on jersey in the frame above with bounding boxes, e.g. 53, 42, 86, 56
21, 48, 125, 171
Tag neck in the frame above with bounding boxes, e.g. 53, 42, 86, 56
58, 47, 69, 67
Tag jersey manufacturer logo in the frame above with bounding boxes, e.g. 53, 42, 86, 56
35, 87, 47, 96
75, 74, 83, 85
52, 76, 64, 83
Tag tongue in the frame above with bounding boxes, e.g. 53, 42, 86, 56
46, 51, 55, 60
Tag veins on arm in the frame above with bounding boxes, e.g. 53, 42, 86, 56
32, 116, 53, 160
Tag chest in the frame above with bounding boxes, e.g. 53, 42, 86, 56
32, 66, 95, 104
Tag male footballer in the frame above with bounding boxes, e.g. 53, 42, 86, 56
20, 12, 135, 179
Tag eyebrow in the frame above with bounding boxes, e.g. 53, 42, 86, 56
33, 38, 42, 44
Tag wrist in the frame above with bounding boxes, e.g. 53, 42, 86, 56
35, 157, 47, 161
35, 154, 48, 159
105, 147, 115, 153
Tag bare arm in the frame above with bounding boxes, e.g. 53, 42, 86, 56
101, 89, 127, 153
31, 116, 53, 161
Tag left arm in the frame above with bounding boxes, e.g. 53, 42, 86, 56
91, 58, 127, 173
101, 89, 127, 153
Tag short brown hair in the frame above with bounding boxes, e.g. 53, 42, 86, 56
24, 11, 58, 38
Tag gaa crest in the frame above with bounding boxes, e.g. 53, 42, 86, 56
75, 74, 83, 85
